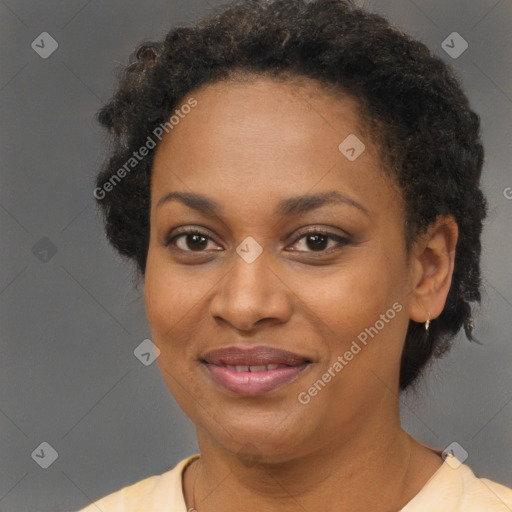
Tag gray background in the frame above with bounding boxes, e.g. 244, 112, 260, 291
0, 0, 510, 510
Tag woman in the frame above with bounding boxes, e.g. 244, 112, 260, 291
80, 0, 512, 510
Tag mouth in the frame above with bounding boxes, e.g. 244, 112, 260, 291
201, 345, 312, 396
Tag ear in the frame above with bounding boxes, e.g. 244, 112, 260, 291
409, 215, 459, 324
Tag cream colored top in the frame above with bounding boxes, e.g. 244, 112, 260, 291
76, 453, 512, 511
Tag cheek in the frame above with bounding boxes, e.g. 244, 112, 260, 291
297, 252, 407, 375
297, 259, 394, 335
144, 249, 206, 328
144, 258, 206, 408
144, 253, 201, 353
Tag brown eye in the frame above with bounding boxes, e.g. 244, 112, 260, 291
287, 230, 350, 254
304, 233, 329, 251
180, 233, 209, 251
166, 230, 218, 252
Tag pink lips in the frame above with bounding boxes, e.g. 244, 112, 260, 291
201, 345, 311, 396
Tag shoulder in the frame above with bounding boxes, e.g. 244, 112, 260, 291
76, 454, 199, 512
401, 453, 512, 511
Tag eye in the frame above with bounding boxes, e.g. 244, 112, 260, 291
165, 228, 220, 252
165, 227, 350, 255
286, 229, 350, 254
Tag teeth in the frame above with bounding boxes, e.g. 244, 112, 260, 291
249, 365, 267, 372
224, 364, 283, 372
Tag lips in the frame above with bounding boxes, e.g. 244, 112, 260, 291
201, 345, 311, 396
202, 345, 309, 366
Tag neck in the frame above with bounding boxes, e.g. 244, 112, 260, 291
184, 405, 433, 512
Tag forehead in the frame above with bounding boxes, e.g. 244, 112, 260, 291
169, 76, 367, 147
151, 77, 396, 215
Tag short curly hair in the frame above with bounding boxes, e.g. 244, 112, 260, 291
94, 0, 487, 390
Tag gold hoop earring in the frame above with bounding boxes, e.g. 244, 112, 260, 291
425, 312, 431, 331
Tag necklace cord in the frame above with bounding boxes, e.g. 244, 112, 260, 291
187, 457, 200, 512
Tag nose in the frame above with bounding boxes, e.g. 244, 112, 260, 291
209, 248, 293, 332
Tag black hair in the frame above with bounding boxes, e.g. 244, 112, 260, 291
94, 0, 487, 390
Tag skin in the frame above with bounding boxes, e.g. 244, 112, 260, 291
144, 76, 458, 512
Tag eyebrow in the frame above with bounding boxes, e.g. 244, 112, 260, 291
156, 190, 369, 217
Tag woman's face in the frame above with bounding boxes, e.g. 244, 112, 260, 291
144, 77, 419, 462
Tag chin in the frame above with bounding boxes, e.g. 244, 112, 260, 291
196, 405, 312, 462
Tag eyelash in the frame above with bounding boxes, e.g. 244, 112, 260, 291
165, 227, 350, 255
